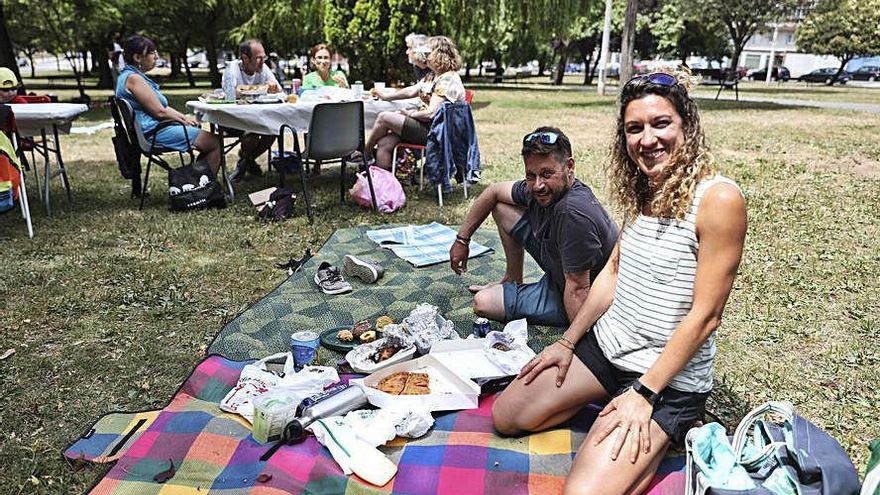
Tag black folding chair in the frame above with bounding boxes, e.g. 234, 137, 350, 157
302, 101, 377, 210
114, 98, 195, 209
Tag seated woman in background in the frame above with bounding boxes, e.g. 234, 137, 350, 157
115, 35, 221, 172
361, 35, 466, 170
492, 68, 747, 495
301, 44, 348, 90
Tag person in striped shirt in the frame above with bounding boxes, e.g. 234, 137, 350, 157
492, 69, 747, 495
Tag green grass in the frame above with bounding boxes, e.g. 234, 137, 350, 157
1, 87, 878, 493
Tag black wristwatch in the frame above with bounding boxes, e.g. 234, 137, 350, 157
631, 379, 662, 405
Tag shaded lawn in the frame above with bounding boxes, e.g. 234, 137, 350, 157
1, 88, 878, 494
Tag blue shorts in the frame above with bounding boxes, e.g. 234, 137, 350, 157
501, 215, 569, 327
149, 124, 200, 153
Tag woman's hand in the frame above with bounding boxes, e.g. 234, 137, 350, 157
332, 73, 347, 87
593, 387, 654, 463
517, 341, 574, 387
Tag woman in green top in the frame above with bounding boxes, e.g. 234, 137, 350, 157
302, 43, 348, 90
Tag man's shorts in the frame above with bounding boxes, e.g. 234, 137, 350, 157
501, 215, 569, 327
574, 331, 709, 444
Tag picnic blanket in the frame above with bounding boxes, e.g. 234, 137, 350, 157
66, 355, 686, 494
209, 225, 541, 361
365, 222, 492, 267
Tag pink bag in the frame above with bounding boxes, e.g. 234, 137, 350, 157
350, 166, 406, 213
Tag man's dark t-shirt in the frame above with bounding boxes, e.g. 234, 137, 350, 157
511, 179, 618, 293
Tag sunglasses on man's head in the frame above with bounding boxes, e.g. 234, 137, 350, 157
523, 131, 559, 146
623, 72, 678, 92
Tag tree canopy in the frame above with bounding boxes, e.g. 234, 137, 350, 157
797, 0, 880, 77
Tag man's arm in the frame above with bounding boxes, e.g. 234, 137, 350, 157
449, 181, 518, 274
263, 66, 280, 92
562, 270, 592, 323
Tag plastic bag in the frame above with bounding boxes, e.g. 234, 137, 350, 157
350, 166, 406, 213
219, 352, 337, 423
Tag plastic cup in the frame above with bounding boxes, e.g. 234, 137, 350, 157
290, 331, 320, 369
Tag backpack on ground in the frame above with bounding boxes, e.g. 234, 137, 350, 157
685, 400, 861, 495
167, 157, 226, 211
257, 187, 297, 221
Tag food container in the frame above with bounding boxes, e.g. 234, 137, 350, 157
352, 354, 481, 412
429, 338, 509, 381
345, 338, 416, 374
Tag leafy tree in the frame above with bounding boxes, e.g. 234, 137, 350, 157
680, 0, 800, 69
230, 0, 324, 60
650, 0, 730, 66
797, 0, 880, 81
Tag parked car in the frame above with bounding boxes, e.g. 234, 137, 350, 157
848, 65, 880, 81
797, 67, 849, 85
748, 66, 790, 81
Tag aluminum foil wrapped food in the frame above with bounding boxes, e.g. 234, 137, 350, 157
381, 323, 415, 349
403, 303, 460, 354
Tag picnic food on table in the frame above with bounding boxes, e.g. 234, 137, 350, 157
352, 320, 371, 340
237, 83, 269, 94
337, 329, 354, 342
375, 316, 394, 330
374, 372, 431, 395
286, 94, 298, 104
369, 343, 402, 363
359, 330, 377, 343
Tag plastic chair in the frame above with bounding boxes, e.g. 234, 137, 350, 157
296, 100, 377, 213
390, 89, 474, 206
114, 98, 196, 210
0, 105, 34, 238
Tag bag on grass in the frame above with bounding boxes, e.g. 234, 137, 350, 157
350, 165, 405, 213
167, 157, 226, 211
257, 187, 297, 221
685, 400, 861, 495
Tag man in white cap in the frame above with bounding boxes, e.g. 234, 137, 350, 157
222, 39, 281, 182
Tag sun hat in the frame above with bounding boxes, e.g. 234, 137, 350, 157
0, 67, 18, 89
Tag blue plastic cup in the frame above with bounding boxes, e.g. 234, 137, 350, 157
290, 331, 320, 370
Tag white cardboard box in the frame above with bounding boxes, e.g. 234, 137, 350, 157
430, 338, 508, 381
352, 354, 480, 412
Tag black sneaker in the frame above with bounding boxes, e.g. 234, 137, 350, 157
342, 255, 385, 284
229, 158, 248, 183
314, 262, 353, 295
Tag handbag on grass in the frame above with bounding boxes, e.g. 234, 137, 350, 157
167, 157, 226, 211
685, 401, 861, 495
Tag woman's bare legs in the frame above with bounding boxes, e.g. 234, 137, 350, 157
364, 111, 407, 159
374, 133, 401, 170
194, 130, 221, 174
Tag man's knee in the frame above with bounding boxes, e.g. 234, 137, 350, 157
472, 288, 503, 320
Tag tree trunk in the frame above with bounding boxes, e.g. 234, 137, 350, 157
463, 60, 471, 82
590, 53, 601, 85
93, 45, 113, 89
0, 3, 21, 82
537, 57, 546, 77
183, 50, 196, 88
170, 52, 180, 77
28, 53, 36, 78
619, 0, 639, 83
65, 53, 88, 100
206, 36, 221, 88
81, 50, 91, 74
582, 50, 593, 85
553, 44, 567, 86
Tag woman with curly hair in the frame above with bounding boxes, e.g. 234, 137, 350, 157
361, 35, 466, 169
492, 68, 747, 495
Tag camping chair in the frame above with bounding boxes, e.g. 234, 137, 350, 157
114, 98, 196, 210
391, 89, 474, 206
296, 100, 378, 213
0, 105, 34, 238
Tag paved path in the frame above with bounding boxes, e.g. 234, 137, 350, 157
470, 82, 880, 113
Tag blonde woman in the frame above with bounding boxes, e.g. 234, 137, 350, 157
492, 68, 747, 495
362, 35, 466, 169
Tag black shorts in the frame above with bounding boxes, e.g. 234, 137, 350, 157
399, 116, 430, 145
574, 331, 709, 444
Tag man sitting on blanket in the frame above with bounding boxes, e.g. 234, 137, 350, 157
449, 126, 618, 326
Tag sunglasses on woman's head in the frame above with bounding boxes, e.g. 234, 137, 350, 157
623, 72, 678, 92
523, 131, 559, 146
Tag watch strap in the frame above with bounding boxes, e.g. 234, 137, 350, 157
632, 379, 661, 405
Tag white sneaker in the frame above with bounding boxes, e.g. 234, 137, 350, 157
342, 255, 385, 284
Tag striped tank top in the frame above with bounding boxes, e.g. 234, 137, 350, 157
593, 174, 741, 393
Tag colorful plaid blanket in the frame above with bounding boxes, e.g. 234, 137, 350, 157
67, 355, 686, 494
366, 222, 492, 267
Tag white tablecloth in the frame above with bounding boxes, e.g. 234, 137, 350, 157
186, 98, 418, 136
8, 103, 89, 137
